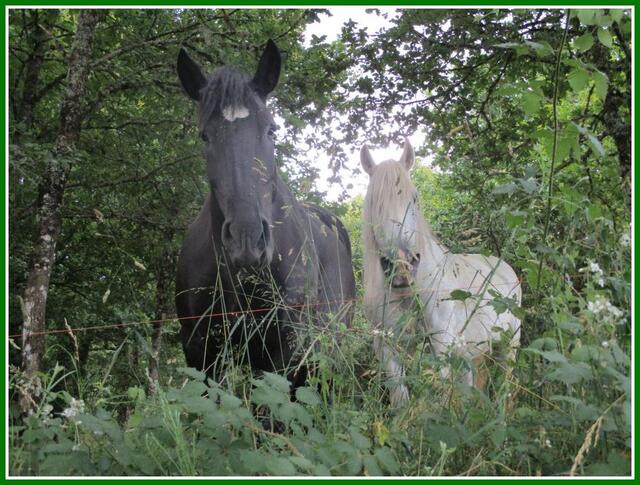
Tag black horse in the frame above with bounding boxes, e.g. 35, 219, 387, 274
175, 40, 356, 389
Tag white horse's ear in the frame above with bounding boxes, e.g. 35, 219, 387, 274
360, 145, 375, 176
399, 138, 415, 170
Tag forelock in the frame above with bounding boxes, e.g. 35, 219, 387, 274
363, 160, 415, 225
198, 66, 255, 127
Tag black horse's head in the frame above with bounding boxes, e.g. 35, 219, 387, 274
177, 40, 281, 269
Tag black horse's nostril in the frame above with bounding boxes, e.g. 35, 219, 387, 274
258, 219, 271, 251
221, 221, 233, 245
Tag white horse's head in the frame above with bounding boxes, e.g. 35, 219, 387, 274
361, 139, 423, 289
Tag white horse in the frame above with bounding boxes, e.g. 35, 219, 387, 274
361, 139, 521, 407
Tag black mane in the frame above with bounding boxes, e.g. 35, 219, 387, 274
198, 66, 253, 128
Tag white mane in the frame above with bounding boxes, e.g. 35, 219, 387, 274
362, 160, 440, 305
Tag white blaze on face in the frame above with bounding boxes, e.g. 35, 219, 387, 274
222, 105, 250, 122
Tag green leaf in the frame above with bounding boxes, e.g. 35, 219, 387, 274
127, 386, 145, 401
505, 210, 526, 229
528, 337, 558, 351
586, 203, 603, 221
261, 372, 292, 393
575, 124, 606, 157
295, 386, 322, 406
586, 451, 631, 476
556, 136, 571, 162
557, 316, 584, 334
525, 40, 553, 57
363, 455, 383, 476
573, 32, 594, 52
240, 451, 268, 474
518, 177, 538, 194
525, 348, 567, 363
548, 362, 593, 384
576, 9, 597, 26
349, 427, 372, 450
595, 13, 613, 27
289, 456, 314, 472
563, 124, 581, 159
597, 27, 613, 47
567, 68, 590, 93
592, 70, 609, 99
448, 289, 473, 301
177, 367, 206, 381
521, 92, 541, 115
264, 457, 296, 476
491, 182, 517, 195
549, 395, 585, 407
586, 133, 605, 157
374, 447, 400, 475
490, 425, 507, 447
609, 9, 624, 24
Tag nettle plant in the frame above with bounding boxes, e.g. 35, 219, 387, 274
10, 366, 400, 477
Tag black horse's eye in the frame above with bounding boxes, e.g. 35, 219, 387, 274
201, 132, 209, 142
267, 124, 277, 138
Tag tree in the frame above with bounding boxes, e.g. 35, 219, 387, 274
18, 9, 102, 411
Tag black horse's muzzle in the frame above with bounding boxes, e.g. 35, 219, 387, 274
221, 218, 273, 268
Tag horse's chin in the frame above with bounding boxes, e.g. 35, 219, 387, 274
389, 281, 417, 301
229, 245, 273, 270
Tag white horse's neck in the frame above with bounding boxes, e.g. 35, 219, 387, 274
418, 219, 449, 277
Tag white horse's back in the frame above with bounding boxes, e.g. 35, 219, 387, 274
421, 253, 521, 362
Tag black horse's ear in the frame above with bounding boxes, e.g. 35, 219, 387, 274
177, 47, 206, 101
251, 39, 281, 99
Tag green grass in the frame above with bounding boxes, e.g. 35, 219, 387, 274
8, 285, 631, 477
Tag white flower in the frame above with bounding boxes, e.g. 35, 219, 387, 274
589, 262, 602, 274
544, 439, 552, 448
61, 397, 85, 420
601, 341, 609, 348
609, 305, 623, 319
41, 404, 54, 424
587, 297, 624, 323
580, 261, 606, 287
620, 232, 630, 248
372, 328, 394, 338
450, 334, 466, 350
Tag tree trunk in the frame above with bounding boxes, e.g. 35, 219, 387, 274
591, 37, 631, 185
147, 237, 176, 395
20, 10, 102, 413
18, 10, 59, 130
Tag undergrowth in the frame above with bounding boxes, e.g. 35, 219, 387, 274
8, 286, 631, 477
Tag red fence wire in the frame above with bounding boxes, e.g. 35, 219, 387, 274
10, 275, 533, 340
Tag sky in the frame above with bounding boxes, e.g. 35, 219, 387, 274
300, 7, 428, 201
